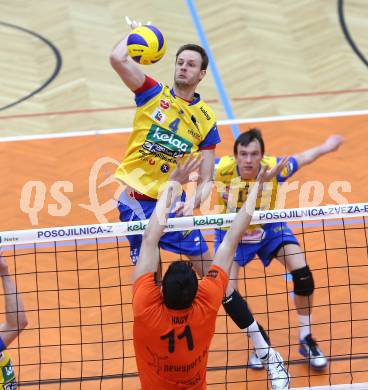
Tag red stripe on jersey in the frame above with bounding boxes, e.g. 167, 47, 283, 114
199, 144, 216, 150
134, 75, 158, 94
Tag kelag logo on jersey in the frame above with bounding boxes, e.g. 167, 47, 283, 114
1, 359, 15, 387
143, 125, 193, 158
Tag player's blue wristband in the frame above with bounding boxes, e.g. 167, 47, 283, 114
0, 337, 6, 352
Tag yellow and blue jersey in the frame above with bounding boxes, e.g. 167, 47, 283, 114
215, 154, 299, 228
214, 154, 300, 266
115, 77, 220, 199
0, 351, 16, 389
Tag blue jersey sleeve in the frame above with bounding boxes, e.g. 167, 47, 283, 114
0, 338, 6, 352
276, 156, 299, 182
198, 124, 221, 149
135, 83, 163, 107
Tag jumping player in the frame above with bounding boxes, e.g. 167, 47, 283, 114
132, 155, 290, 390
110, 17, 219, 274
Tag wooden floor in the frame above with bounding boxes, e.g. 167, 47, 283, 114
0, 1, 367, 136
0, 0, 368, 388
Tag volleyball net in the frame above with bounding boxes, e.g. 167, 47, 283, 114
1, 203, 368, 389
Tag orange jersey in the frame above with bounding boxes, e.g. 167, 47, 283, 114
132, 265, 228, 389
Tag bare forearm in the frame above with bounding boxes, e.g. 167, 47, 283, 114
110, 36, 129, 66
0, 274, 27, 346
295, 135, 343, 168
133, 182, 181, 279
218, 208, 253, 269
193, 149, 214, 208
193, 179, 213, 209
2, 274, 27, 332
228, 179, 258, 238
295, 144, 330, 167
144, 182, 179, 243
133, 155, 201, 280
212, 180, 259, 272
110, 36, 145, 90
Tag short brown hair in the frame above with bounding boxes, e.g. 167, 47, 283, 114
234, 128, 265, 156
176, 44, 209, 70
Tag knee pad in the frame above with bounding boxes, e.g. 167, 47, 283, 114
222, 290, 254, 330
291, 265, 314, 296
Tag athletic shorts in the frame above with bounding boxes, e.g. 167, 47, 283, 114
118, 190, 209, 264
214, 222, 299, 267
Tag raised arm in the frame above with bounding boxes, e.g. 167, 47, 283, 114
293, 134, 343, 169
193, 148, 215, 209
0, 254, 28, 348
212, 168, 266, 274
175, 149, 217, 217
109, 17, 145, 91
133, 155, 202, 281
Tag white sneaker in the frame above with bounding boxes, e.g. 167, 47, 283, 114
261, 348, 290, 390
299, 334, 328, 369
248, 349, 264, 369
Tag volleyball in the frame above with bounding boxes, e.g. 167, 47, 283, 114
127, 25, 166, 65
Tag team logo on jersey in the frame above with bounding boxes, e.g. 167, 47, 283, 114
130, 248, 139, 265
181, 230, 192, 238
149, 158, 155, 165
4, 380, 16, 390
143, 124, 193, 158
160, 164, 170, 173
187, 128, 200, 140
200, 106, 211, 120
151, 108, 166, 124
285, 160, 295, 176
241, 228, 266, 243
160, 99, 170, 110
1, 358, 15, 388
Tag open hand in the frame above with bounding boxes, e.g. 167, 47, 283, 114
125, 16, 151, 30
170, 154, 202, 186
324, 134, 344, 152
0, 252, 9, 276
263, 156, 289, 182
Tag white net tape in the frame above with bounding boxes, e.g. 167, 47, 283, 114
1, 203, 367, 246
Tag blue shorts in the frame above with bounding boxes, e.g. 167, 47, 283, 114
214, 222, 299, 267
118, 190, 208, 264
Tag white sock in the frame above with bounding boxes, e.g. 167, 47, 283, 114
298, 314, 311, 340
243, 321, 270, 359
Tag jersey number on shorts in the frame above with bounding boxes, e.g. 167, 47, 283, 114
160, 325, 194, 353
